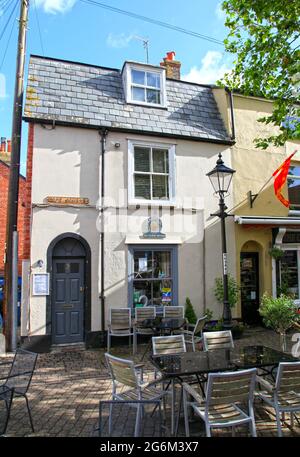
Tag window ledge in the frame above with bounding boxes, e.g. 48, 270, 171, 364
128, 199, 176, 208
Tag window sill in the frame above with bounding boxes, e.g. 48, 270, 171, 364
126, 101, 168, 110
128, 199, 176, 208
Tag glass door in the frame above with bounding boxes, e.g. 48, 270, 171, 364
240, 252, 260, 325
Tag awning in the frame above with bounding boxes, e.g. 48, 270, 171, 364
234, 216, 300, 226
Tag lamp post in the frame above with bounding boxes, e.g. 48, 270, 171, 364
207, 153, 236, 329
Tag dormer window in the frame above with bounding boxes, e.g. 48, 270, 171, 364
122, 62, 166, 107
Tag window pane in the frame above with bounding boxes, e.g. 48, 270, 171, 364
289, 165, 300, 177
133, 281, 152, 307
147, 72, 160, 88
70, 263, 79, 273
134, 147, 150, 172
133, 251, 152, 279
132, 86, 145, 102
153, 251, 171, 278
153, 279, 172, 306
152, 175, 169, 200
146, 89, 161, 104
134, 174, 151, 199
153, 149, 169, 173
131, 69, 145, 85
288, 177, 300, 206
280, 251, 299, 298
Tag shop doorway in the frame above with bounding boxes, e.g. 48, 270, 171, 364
240, 252, 260, 324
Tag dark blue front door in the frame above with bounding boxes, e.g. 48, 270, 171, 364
52, 258, 85, 344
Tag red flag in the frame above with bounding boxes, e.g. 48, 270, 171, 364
272, 151, 297, 207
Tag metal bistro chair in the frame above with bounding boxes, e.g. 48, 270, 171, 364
163, 306, 184, 320
107, 308, 134, 354
202, 330, 234, 352
105, 353, 168, 437
256, 361, 300, 437
133, 307, 156, 355
152, 334, 186, 435
182, 315, 208, 352
183, 368, 257, 437
0, 348, 38, 432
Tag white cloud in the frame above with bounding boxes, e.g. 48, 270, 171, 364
106, 33, 135, 49
35, 0, 76, 14
182, 51, 232, 85
215, 2, 226, 21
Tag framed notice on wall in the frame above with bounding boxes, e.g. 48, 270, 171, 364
32, 273, 50, 296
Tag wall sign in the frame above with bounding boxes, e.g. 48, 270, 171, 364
46, 196, 89, 205
32, 273, 50, 296
141, 217, 166, 239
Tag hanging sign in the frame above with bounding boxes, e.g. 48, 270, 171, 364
32, 273, 50, 296
141, 217, 166, 239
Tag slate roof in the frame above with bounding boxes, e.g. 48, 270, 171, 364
24, 55, 232, 144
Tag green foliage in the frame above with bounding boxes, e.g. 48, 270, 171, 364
259, 293, 299, 334
184, 297, 197, 325
204, 308, 213, 322
214, 275, 240, 308
219, 0, 300, 148
269, 246, 284, 260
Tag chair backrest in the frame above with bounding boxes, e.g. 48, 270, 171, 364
105, 353, 138, 389
135, 306, 156, 324
276, 361, 300, 394
163, 306, 184, 319
152, 334, 186, 355
193, 315, 208, 336
202, 330, 234, 351
5, 348, 38, 394
109, 308, 131, 330
206, 368, 257, 408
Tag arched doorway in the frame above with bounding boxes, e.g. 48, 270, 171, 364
48, 234, 91, 345
240, 240, 262, 325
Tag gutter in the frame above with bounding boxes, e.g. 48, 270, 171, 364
235, 216, 300, 225
99, 128, 108, 342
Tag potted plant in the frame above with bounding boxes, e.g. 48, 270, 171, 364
259, 293, 299, 352
214, 274, 240, 310
269, 246, 284, 260
184, 297, 197, 325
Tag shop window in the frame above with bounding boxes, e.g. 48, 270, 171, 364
288, 163, 300, 211
277, 250, 300, 298
129, 246, 178, 309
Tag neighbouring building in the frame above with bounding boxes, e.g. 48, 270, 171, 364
0, 137, 31, 321
22, 53, 236, 351
213, 88, 300, 324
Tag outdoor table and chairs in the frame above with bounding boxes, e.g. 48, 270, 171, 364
150, 345, 298, 436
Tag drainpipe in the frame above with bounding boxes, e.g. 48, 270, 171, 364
225, 87, 236, 141
99, 128, 108, 345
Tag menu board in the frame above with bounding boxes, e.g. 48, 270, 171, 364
32, 273, 50, 296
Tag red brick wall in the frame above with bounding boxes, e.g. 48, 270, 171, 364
0, 124, 33, 275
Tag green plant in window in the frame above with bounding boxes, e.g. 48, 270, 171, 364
184, 297, 197, 325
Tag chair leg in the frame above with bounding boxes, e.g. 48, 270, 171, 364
205, 423, 211, 437
133, 331, 137, 355
275, 407, 283, 437
24, 395, 34, 433
108, 402, 114, 436
171, 379, 175, 435
2, 398, 13, 435
182, 389, 190, 437
134, 404, 141, 437
249, 405, 257, 437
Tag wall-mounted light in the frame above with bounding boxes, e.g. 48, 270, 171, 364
114, 142, 121, 148
37, 259, 44, 268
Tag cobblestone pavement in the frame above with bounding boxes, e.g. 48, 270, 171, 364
1, 327, 300, 437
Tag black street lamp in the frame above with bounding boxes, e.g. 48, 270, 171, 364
207, 153, 236, 329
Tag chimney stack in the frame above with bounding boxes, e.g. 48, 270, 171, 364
0, 136, 11, 164
160, 51, 181, 80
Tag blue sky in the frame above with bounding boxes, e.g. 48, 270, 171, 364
0, 0, 232, 175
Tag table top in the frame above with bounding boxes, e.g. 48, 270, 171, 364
141, 317, 186, 331
150, 345, 298, 378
